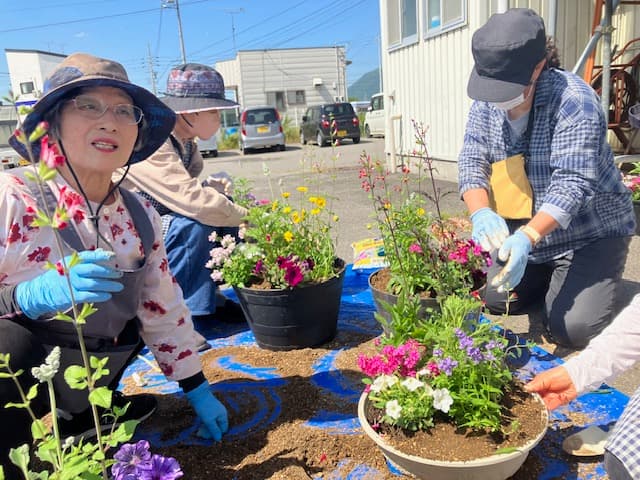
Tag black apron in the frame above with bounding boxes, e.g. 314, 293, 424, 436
20, 180, 154, 412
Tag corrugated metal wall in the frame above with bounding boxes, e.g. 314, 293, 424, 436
379, 0, 631, 180
217, 47, 346, 121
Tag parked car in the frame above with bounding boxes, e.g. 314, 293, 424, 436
364, 93, 385, 138
197, 135, 218, 158
300, 102, 361, 147
239, 106, 286, 154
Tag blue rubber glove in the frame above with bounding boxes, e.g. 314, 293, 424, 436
185, 381, 229, 441
15, 249, 124, 319
470, 207, 509, 252
491, 230, 532, 293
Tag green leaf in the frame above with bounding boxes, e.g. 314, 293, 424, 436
26, 383, 39, 401
8, 444, 30, 471
31, 419, 48, 440
88, 387, 111, 409
5, 401, 28, 409
494, 446, 520, 454
52, 312, 75, 322
79, 302, 98, 319
64, 365, 88, 390
105, 419, 138, 446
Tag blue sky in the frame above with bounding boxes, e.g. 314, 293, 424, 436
0, 0, 381, 96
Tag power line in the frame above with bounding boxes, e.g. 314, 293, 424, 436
0, 0, 212, 34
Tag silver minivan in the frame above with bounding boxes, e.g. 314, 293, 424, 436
364, 93, 385, 138
240, 106, 286, 154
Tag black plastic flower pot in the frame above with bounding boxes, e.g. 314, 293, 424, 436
233, 259, 346, 350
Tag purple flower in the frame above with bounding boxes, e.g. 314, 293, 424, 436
466, 346, 483, 364
437, 357, 458, 376
140, 454, 184, 480
114, 440, 152, 465
455, 328, 473, 350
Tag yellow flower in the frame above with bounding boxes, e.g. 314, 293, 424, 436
417, 208, 425, 216
282, 191, 291, 198
309, 196, 318, 203
316, 197, 327, 208
284, 231, 293, 242
333, 215, 339, 222
283, 206, 292, 214
311, 208, 321, 215
292, 211, 301, 224
297, 186, 308, 193
271, 200, 279, 212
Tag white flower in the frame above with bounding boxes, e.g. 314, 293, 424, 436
371, 374, 399, 393
385, 399, 402, 420
31, 346, 61, 383
401, 377, 424, 392
432, 387, 453, 413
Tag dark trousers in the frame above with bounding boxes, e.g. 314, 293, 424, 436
0, 319, 142, 473
484, 236, 631, 348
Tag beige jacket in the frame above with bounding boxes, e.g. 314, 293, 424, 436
116, 136, 248, 227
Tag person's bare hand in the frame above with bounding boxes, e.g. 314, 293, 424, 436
524, 366, 578, 410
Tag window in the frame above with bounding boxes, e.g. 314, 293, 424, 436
266, 91, 285, 111
424, 0, 466, 38
372, 95, 384, 111
20, 81, 35, 95
286, 90, 306, 105
387, 0, 418, 48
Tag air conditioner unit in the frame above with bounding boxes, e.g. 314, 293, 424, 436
312, 77, 323, 86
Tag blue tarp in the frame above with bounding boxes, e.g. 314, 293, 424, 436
119, 265, 628, 479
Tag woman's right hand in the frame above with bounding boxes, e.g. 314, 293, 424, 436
525, 366, 578, 410
15, 249, 124, 319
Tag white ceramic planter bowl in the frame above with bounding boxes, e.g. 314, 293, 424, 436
357, 392, 548, 480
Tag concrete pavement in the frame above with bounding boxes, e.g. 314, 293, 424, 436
200, 138, 640, 397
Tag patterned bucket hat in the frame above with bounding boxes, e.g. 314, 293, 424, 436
9, 52, 176, 165
160, 63, 239, 113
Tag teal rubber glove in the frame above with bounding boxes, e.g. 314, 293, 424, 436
15, 249, 124, 319
470, 207, 509, 252
491, 230, 532, 293
185, 381, 229, 441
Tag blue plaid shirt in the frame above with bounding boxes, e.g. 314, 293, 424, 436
458, 68, 635, 263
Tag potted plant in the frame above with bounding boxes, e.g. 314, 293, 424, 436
356, 294, 548, 480
359, 121, 491, 329
207, 163, 345, 350
620, 160, 640, 235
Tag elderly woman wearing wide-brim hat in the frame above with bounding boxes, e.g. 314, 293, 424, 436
0, 53, 229, 471
118, 64, 248, 348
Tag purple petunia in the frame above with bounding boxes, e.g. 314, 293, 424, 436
140, 454, 183, 480
112, 441, 183, 480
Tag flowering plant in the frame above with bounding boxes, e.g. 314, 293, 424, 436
358, 295, 514, 433
359, 121, 491, 298
621, 161, 640, 202
207, 162, 340, 289
112, 440, 183, 479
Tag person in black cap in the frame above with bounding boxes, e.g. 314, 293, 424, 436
117, 64, 248, 351
458, 8, 635, 349
0, 53, 230, 474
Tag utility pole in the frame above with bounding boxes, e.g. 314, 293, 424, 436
162, 0, 187, 64
147, 43, 158, 95
225, 8, 244, 54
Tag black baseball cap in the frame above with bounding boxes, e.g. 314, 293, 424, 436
467, 8, 546, 102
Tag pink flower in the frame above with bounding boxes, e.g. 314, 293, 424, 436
40, 136, 65, 168
408, 243, 423, 254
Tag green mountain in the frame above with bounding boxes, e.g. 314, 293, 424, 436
348, 68, 380, 101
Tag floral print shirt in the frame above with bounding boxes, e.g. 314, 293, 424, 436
0, 169, 201, 382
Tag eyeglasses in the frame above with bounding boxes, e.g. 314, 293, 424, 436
69, 95, 144, 125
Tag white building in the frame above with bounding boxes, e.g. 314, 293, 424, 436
378, 1, 640, 181
5, 49, 66, 107
216, 46, 349, 126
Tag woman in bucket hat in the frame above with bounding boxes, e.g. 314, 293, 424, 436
0, 53, 229, 472
458, 8, 634, 349
118, 63, 248, 350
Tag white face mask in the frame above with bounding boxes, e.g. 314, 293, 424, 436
490, 93, 526, 111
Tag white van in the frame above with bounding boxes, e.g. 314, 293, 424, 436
197, 135, 218, 158
364, 93, 385, 138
